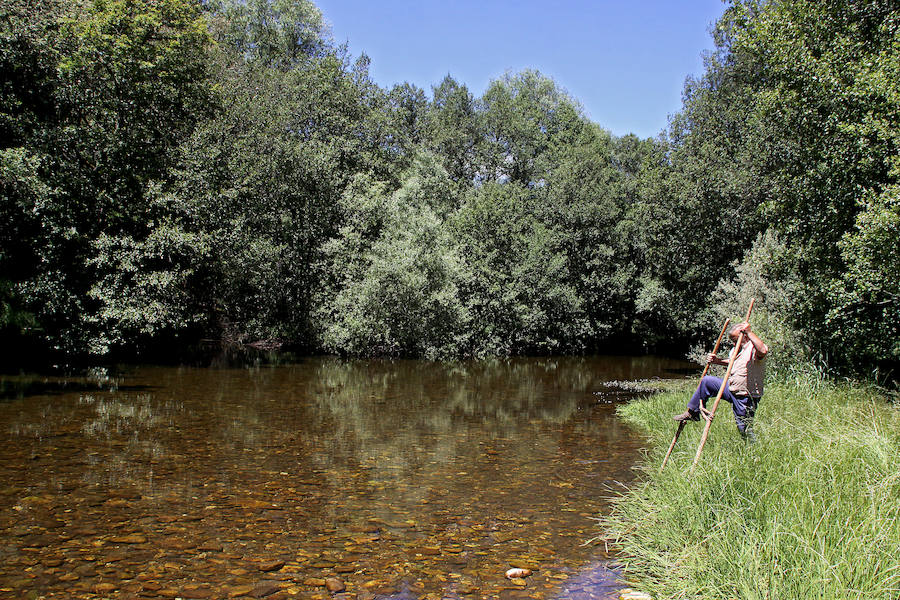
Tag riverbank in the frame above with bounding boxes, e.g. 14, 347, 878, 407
603, 375, 900, 599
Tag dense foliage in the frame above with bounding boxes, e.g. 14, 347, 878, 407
1, 0, 897, 379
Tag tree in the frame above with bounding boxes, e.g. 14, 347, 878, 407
206, 0, 331, 70
634, 0, 899, 376
386, 82, 428, 152
0, 0, 76, 338
1, 0, 212, 355
89, 0, 405, 352
716, 0, 899, 374
829, 187, 900, 374
315, 154, 467, 358
478, 70, 585, 186
423, 75, 482, 184
538, 127, 646, 346
454, 181, 588, 356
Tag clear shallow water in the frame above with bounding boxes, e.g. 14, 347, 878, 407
0, 355, 691, 600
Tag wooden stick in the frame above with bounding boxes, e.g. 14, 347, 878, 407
690, 299, 755, 473
660, 317, 730, 471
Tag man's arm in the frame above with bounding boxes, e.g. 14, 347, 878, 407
735, 323, 769, 358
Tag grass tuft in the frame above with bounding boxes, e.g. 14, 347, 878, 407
604, 376, 900, 600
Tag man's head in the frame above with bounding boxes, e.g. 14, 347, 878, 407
728, 322, 748, 343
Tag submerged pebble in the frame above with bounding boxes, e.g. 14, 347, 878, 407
505, 567, 533, 579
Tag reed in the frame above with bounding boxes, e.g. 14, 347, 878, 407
604, 376, 900, 600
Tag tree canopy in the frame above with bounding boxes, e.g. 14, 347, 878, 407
2, 0, 897, 381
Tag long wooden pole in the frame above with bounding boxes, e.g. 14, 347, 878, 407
660, 317, 730, 471
690, 298, 755, 473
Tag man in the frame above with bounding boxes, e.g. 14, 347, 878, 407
673, 322, 768, 436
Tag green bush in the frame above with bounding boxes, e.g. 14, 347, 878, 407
702, 230, 820, 381
453, 181, 589, 356
315, 155, 467, 358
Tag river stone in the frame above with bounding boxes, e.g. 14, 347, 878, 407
325, 577, 345, 592
227, 585, 254, 598
157, 515, 180, 523
36, 518, 65, 529
160, 538, 196, 550
73, 564, 96, 577
236, 499, 276, 510
180, 587, 213, 599
457, 582, 479, 594
103, 551, 128, 563
22, 535, 55, 548
19, 496, 53, 506
10, 577, 33, 589
109, 488, 142, 500
370, 586, 398, 596
198, 542, 223, 552
250, 581, 282, 597
258, 559, 285, 572
110, 534, 147, 544
620, 590, 653, 600
93, 583, 117, 594
499, 590, 532, 600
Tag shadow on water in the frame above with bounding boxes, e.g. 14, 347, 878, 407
0, 354, 692, 599
0, 372, 152, 402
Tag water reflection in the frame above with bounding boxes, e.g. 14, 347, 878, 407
0, 355, 690, 599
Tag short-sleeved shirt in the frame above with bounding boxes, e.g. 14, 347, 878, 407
729, 341, 765, 398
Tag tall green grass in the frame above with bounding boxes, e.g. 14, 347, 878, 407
604, 376, 900, 600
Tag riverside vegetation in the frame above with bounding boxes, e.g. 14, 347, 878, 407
605, 374, 900, 600
1, 0, 898, 382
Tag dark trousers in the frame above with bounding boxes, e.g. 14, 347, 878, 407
688, 375, 759, 435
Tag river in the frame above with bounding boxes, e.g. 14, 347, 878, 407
0, 355, 691, 600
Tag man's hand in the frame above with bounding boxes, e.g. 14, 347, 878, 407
733, 322, 751, 335
706, 352, 727, 366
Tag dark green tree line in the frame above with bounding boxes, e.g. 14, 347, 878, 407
650, 0, 899, 376
2, 0, 897, 380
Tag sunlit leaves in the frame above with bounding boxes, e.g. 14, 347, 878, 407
207, 0, 330, 70
316, 155, 467, 358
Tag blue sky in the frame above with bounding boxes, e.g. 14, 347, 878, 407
314, 0, 728, 139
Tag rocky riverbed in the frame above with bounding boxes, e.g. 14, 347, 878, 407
0, 357, 691, 599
